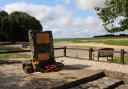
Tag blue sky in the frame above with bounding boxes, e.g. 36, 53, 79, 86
0, 0, 114, 38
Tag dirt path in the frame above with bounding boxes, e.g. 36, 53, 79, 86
54, 42, 128, 50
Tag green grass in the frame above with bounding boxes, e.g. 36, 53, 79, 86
54, 37, 128, 46
0, 46, 31, 58
86, 39, 128, 46
0, 53, 31, 58
114, 56, 128, 64
54, 38, 87, 43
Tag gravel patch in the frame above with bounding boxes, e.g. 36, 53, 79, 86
57, 57, 128, 74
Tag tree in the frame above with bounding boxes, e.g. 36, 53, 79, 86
10, 11, 42, 41
0, 11, 10, 41
95, 0, 128, 33
0, 11, 42, 41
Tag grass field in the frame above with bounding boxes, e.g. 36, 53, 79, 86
54, 37, 128, 46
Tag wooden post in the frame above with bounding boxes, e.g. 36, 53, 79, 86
64, 46, 67, 57
120, 49, 125, 64
89, 48, 93, 60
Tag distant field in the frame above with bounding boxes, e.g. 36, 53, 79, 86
54, 37, 128, 46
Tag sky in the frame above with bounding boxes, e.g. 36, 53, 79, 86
0, 0, 124, 38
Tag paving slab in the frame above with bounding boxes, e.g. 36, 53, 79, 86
70, 76, 123, 89
0, 59, 103, 89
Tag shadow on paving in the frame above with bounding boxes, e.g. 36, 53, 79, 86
22, 78, 68, 89
0, 71, 69, 89
0, 59, 91, 89
62, 64, 90, 70
0, 72, 24, 89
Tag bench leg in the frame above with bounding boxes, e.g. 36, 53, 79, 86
107, 57, 108, 61
98, 56, 99, 61
111, 56, 113, 62
92, 53, 94, 60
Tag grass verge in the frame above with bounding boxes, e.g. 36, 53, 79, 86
0, 53, 31, 59
114, 56, 128, 64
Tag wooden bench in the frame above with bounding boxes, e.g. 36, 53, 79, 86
93, 48, 114, 61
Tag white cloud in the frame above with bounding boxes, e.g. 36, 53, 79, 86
48, 16, 106, 38
56, 0, 70, 5
51, 16, 100, 27
4, 2, 71, 22
76, 0, 105, 10
54, 5, 66, 15
4, 2, 51, 21
2, 2, 106, 38
51, 16, 72, 26
41, 13, 106, 38
51, 28, 63, 34
63, 0, 70, 4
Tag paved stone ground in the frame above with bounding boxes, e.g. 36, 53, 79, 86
57, 57, 128, 89
1, 57, 128, 89
116, 84, 128, 89
0, 58, 103, 89
70, 77, 122, 89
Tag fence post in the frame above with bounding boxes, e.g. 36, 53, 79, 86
120, 49, 125, 64
89, 48, 93, 60
64, 46, 67, 57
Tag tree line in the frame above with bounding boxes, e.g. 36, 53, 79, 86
93, 34, 128, 38
0, 11, 42, 42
